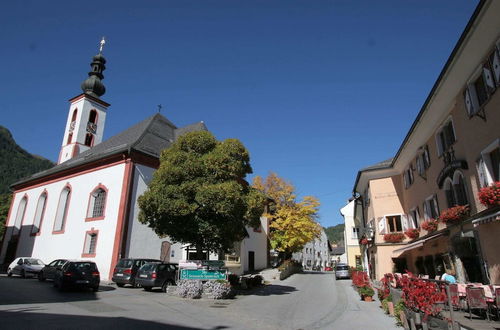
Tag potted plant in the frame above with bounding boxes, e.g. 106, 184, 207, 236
404, 228, 420, 240
358, 286, 375, 302
383, 232, 405, 243
478, 182, 500, 208
360, 238, 369, 245
439, 205, 469, 224
421, 218, 438, 232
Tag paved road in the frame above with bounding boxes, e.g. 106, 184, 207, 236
0, 271, 399, 329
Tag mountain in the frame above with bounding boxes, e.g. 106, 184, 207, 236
324, 224, 345, 245
0, 125, 54, 238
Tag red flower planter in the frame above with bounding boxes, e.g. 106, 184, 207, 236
478, 182, 500, 208
405, 228, 420, 240
421, 219, 438, 232
383, 233, 405, 243
439, 205, 469, 224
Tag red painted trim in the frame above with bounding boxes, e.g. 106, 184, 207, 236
13, 194, 29, 257
72, 144, 80, 157
81, 228, 99, 258
85, 183, 109, 222
52, 183, 72, 235
14, 157, 127, 192
0, 192, 17, 258
30, 190, 48, 236
108, 159, 133, 279
68, 93, 110, 107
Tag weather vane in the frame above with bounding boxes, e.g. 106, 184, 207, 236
99, 37, 106, 53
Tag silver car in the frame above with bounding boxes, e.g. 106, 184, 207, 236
7, 257, 45, 278
335, 263, 350, 280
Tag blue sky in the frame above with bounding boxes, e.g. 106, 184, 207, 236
0, 0, 479, 227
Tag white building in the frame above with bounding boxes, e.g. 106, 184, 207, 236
340, 199, 363, 269
293, 228, 330, 270
0, 47, 268, 279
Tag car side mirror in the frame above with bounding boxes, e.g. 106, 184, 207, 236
17, 260, 23, 265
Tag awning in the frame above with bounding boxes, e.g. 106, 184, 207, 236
392, 232, 446, 256
472, 210, 500, 227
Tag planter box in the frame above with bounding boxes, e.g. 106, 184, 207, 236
423, 316, 449, 330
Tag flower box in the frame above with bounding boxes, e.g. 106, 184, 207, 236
438, 205, 469, 224
383, 232, 405, 243
404, 228, 420, 240
478, 182, 500, 208
421, 219, 438, 232
360, 238, 369, 245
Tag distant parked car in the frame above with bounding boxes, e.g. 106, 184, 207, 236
112, 258, 161, 288
335, 263, 350, 280
135, 262, 178, 292
7, 257, 45, 278
53, 261, 100, 292
38, 259, 69, 281
324, 266, 333, 271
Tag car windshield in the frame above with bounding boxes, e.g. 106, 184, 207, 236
336, 265, 349, 271
116, 259, 134, 268
25, 258, 44, 265
139, 263, 159, 272
68, 262, 97, 272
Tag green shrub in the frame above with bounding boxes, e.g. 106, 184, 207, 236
381, 298, 389, 314
358, 286, 375, 297
394, 301, 406, 326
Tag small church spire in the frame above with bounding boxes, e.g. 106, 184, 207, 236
81, 38, 107, 98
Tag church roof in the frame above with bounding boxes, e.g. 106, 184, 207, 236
13, 113, 207, 187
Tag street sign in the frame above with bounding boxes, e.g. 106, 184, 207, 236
180, 269, 227, 280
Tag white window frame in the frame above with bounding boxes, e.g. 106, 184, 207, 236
13, 196, 28, 236
403, 166, 414, 189
32, 192, 47, 235
352, 227, 359, 239
385, 214, 404, 233
53, 187, 71, 233
479, 138, 500, 187
424, 195, 439, 220
435, 117, 456, 157
409, 207, 420, 229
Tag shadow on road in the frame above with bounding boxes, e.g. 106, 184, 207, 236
0, 310, 226, 330
237, 284, 297, 296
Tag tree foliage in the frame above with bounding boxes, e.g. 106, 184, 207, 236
138, 131, 266, 257
324, 224, 345, 245
253, 173, 321, 255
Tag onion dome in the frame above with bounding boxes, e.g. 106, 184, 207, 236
81, 50, 107, 98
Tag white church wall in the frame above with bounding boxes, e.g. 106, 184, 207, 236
0, 162, 126, 280
240, 216, 269, 272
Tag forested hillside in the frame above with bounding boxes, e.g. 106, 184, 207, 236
0, 126, 54, 237
324, 223, 345, 245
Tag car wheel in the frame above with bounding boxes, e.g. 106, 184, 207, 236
161, 282, 169, 293
7, 270, 12, 277
143, 286, 152, 292
92, 286, 99, 292
38, 272, 46, 282
21, 269, 26, 278
117, 283, 125, 287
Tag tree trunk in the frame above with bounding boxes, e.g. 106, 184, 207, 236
196, 242, 205, 260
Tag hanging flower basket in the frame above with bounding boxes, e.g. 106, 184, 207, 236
404, 228, 420, 240
383, 233, 405, 243
360, 238, 369, 245
421, 219, 438, 232
478, 182, 500, 208
439, 205, 469, 224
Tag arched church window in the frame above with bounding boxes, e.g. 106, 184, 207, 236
84, 133, 94, 147
89, 110, 98, 124
71, 109, 78, 122
67, 133, 73, 145
87, 186, 107, 219
32, 192, 47, 235
13, 196, 28, 236
53, 186, 71, 233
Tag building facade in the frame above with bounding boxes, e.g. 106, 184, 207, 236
293, 228, 331, 270
353, 0, 500, 283
340, 199, 362, 269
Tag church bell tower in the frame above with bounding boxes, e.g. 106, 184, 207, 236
58, 38, 110, 164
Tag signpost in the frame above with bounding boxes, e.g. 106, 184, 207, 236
178, 260, 227, 281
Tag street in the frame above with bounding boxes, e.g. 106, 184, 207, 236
0, 272, 398, 330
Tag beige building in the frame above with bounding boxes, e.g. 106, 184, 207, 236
340, 199, 362, 269
353, 0, 500, 283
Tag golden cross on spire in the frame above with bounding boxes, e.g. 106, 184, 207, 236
99, 37, 106, 53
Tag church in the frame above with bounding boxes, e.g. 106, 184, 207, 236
0, 42, 269, 279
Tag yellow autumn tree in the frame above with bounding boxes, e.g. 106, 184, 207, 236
253, 173, 321, 257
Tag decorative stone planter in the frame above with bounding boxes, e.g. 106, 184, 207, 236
363, 296, 373, 302
423, 315, 449, 330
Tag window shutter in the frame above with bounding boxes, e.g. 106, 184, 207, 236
423, 145, 431, 168
476, 158, 488, 188
432, 196, 440, 219
423, 202, 430, 220
483, 66, 495, 92
467, 85, 480, 114
402, 214, 409, 232
378, 217, 387, 235
464, 88, 475, 116
435, 134, 443, 156
416, 155, 423, 176
403, 171, 408, 189
415, 208, 421, 227
493, 44, 500, 85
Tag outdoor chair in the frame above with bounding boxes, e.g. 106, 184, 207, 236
466, 286, 490, 322
449, 284, 461, 311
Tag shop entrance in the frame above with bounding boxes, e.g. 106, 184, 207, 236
452, 231, 486, 283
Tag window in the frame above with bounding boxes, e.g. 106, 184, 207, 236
443, 172, 468, 208
32, 192, 47, 235
403, 166, 414, 189
424, 195, 439, 220
436, 120, 456, 156
86, 187, 107, 219
13, 196, 28, 236
53, 186, 71, 233
352, 227, 359, 239
409, 207, 420, 228
416, 145, 431, 177
476, 139, 500, 187
84, 133, 94, 147
386, 215, 402, 233
82, 230, 98, 257
355, 256, 362, 267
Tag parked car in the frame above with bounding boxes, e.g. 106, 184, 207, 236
38, 259, 69, 281
335, 263, 350, 280
135, 262, 178, 292
53, 261, 100, 292
324, 266, 333, 271
112, 258, 161, 287
7, 257, 45, 278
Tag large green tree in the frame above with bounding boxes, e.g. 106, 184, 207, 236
138, 131, 266, 259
